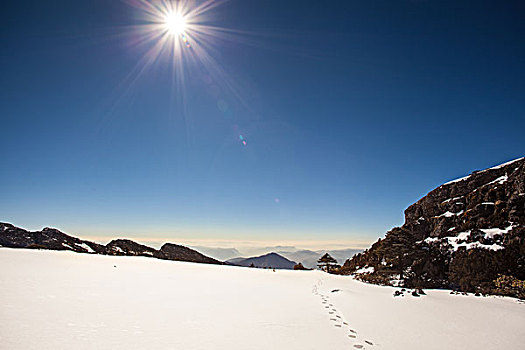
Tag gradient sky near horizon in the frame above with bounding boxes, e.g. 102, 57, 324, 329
1, 0, 524, 249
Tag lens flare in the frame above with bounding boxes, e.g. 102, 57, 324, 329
239, 135, 247, 146
181, 34, 191, 48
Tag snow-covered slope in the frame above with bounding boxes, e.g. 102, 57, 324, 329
1, 248, 523, 350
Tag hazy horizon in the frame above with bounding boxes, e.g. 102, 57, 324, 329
1, 219, 374, 252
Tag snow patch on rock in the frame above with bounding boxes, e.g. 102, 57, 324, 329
488, 175, 508, 185
76, 243, 95, 253
480, 224, 514, 239
354, 266, 374, 274
442, 157, 522, 186
421, 224, 515, 252
486, 157, 524, 170
434, 210, 463, 218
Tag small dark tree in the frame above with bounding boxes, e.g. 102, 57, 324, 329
294, 263, 308, 270
317, 253, 338, 273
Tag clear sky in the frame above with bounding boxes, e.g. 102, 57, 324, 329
1, 0, 524, 249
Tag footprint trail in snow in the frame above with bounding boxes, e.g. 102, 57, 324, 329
313, 279, 378, 349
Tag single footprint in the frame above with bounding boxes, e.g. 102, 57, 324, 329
348, 334, 356, 339
343, 322, 348, 325
350, 329, 357, 334
334, 324, 342, 327
365, 340, 373, 345
353, 345, 364, 349
330, 318, 337, 321
336, 315, 341, 318
329, 311, 334, 314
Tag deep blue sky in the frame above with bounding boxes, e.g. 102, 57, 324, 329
1, 0, 524, 248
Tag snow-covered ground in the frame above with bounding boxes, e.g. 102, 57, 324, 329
1, 248, 524, 350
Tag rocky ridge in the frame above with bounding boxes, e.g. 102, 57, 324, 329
341, 157, 525, 298
0, 223, 222, 265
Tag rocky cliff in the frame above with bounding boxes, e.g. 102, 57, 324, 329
341, 157, 525, 298
0, 223, 222, 265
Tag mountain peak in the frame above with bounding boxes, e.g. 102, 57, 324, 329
227, 252, 297, 269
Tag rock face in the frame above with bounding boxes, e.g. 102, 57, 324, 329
227, 252, 297, 269
341, 157, 525, 298
0, 223, 222, 265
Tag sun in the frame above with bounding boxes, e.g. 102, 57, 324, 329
127, 0, 233, 69
164, 11, 187, 35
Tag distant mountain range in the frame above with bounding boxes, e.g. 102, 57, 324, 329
189, 246, 241, 261
189, 246, 362, 268
0, 223, 361, 270
341, 157, 525, 298
226, 252, 297, 269
0, 223, 221, 265
277, 248, 362, 269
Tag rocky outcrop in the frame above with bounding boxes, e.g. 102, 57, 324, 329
105, 239, 158, 257
0, 223, 222, 265
341, 157, 525, 298
0, 223, 105, 254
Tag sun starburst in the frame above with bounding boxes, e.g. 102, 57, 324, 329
120, 0, 254, 148
164, 11, 187, 35
125, 0, 229, 64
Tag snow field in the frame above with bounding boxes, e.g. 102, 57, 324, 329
1, 248, 524, 350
